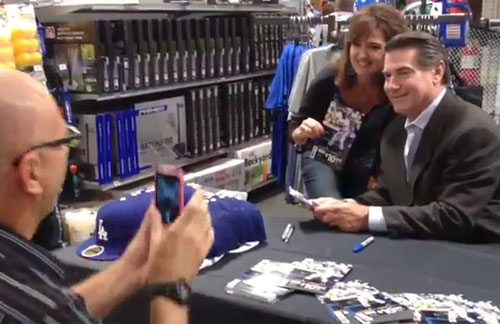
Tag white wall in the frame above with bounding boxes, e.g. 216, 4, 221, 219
483, 0, 500, 19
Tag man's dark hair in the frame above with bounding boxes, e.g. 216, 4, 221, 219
385, 31, 450, 85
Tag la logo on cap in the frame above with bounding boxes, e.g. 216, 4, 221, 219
81, 245, 105, 258
97, 220, 108, 241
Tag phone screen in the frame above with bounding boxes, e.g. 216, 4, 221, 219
156, 173, 180, 223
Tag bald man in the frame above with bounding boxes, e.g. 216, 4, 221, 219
0, 68, 214, 323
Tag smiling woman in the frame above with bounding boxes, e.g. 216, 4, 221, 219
289, 3, 409, 199
335, 4, 408, 89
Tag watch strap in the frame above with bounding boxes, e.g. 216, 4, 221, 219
147, 280, 191, 306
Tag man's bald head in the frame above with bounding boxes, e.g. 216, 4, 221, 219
0, 69, 69, 239
0, 69, 61, 174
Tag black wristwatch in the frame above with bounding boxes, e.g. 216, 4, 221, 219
147, 280, 191, 306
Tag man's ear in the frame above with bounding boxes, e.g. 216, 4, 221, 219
18, 153, 43, 195
433, 60, 446, 85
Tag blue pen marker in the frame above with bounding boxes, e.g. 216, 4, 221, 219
353, 236, 374, 253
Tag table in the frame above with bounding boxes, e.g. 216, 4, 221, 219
54, 216, 500, 323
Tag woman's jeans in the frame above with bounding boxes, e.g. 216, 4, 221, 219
301, 150, 342, 199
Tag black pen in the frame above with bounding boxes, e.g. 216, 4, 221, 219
284, 224, 295, 244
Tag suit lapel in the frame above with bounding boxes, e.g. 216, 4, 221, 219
384, 117, 412, 204
392, 123, 408, 188
408, 92, 452, 196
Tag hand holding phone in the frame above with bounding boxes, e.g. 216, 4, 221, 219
155, 165, 184, 223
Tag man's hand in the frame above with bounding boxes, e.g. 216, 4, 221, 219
311, 198, 369, 232
148, 190, 214, 283
71, 190, 213, 320
148, 191, 213, 324
71, 203, 164, 318
118, 203, 163, 288
292, 118, 325, 146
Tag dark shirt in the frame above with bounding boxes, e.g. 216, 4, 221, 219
288, 67, 395, 197
32, 204, 65, 251
0, 224, 97, 323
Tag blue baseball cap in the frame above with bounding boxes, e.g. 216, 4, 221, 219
76, 188, 156, 261
77, 186, 266, 261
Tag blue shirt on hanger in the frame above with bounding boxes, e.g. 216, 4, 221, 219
267, 42, 313, 184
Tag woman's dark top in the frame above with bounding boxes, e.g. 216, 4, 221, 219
288, 66, 396, 197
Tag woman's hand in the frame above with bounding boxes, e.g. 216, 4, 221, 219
292, 118, 325, 146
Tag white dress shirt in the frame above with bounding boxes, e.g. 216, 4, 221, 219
368, 89, 447, 232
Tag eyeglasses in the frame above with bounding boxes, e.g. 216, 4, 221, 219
12, 125, 82, 167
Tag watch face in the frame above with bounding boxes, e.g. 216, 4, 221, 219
149, 281, 191, 305
177, 282, 191, 302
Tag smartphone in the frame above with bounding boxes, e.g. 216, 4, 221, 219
155, 165, 184, 223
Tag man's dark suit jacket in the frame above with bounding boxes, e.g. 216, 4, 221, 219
355, 90, 500, 242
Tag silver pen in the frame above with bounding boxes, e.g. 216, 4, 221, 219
281, 223, 292, 241
284, 224, 295, 244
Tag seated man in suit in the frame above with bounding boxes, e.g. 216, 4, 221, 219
312, 31, 500, 242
